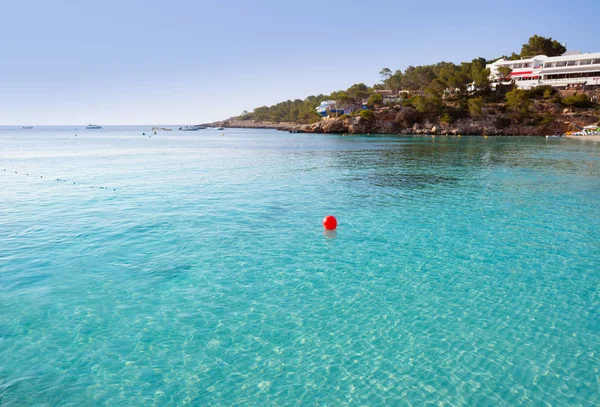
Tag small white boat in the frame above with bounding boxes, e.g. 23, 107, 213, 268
86, 124, 102, 129
216, 127, 225, 130
179, 125, 207, 131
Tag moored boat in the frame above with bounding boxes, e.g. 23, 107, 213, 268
179, 125, 207, 131
86, 124, 102, 129
22, 126, 33, 129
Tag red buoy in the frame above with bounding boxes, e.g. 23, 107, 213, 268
323, 215, 337, 230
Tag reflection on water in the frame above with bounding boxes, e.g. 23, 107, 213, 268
327, 136, 600, 193
323, 229, 337, 239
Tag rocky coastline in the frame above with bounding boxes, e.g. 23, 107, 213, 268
205, 119, 298, 132
205, 101, 599, 137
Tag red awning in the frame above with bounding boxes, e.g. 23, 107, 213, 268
510, 71, 533, 76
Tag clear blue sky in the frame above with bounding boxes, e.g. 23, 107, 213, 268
1, 0, 599, 125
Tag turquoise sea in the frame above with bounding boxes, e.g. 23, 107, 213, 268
1, 126, 599, 406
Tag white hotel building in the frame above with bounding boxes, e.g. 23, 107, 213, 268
487, 51, 600, 90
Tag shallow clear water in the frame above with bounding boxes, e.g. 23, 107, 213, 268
1, 127, 599, 406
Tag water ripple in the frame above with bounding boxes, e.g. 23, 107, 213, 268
0, 129, 599, 405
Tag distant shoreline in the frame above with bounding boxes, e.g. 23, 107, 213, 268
213, 122, 600, 140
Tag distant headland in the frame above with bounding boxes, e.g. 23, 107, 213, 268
205, 36, 600, 137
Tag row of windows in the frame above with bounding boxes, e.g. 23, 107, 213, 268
543, 59, 600, 68
545, 71, 600, 80
511, 63, 532, 69
506, 59, 600, 69
513, 71, 600, 81
514, 76, 539, 81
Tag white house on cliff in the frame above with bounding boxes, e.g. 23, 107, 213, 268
487, 51, 600, 90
